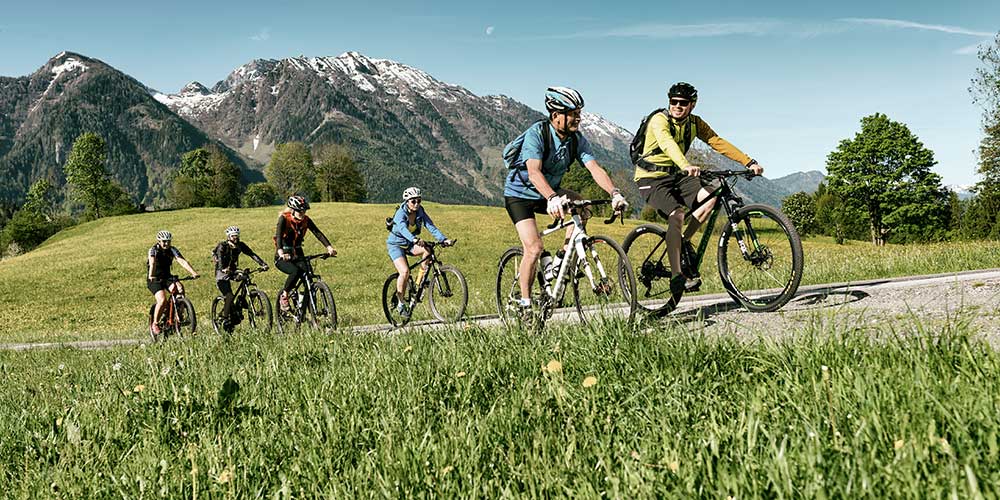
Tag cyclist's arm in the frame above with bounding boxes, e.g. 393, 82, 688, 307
649, 114, 692, 169
176, 257, 198, 277
525, 159, 559, 200
239, 242, 267, 267
392, 208, 419, 243
147, 255, 156, 280
306, 218, 333, 249
275, 216, 290, 258
419, 208, 447, 242
693, 116, 752, 166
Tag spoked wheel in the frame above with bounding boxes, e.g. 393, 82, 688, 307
718, 204, 804, 312
210, 296, 225, 335
572, 235, 638, 325
382, 273, 415, 328
495, 247, 544, 331
247, 290, 272, 333
275, 291, 299, 334
622, 224, 683, 316
429, 265, 468, 323
174, 297, 197, 336
310, 281, 337, 331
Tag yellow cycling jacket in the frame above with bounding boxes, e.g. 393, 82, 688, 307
633, 112, 751, 181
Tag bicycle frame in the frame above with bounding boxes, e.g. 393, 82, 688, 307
403, 245, 447, 302
678, 171, 761, 272
537, 203, 617, 305
286, 254, 328, 321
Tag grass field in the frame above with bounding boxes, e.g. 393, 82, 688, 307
2, 312, 999, 497
1, 201, 999, 344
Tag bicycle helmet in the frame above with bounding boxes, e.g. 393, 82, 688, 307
668, 82, 698, 101
544, 86, 585, 113
225, 226, 240, 237
287, 195, 310, 212
402, 187, 422, 201
156, 230, 172, 242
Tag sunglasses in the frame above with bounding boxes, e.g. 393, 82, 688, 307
408, 198, 422, 204
669, 99, 691, 107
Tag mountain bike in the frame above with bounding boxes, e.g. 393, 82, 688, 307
274, 254, 337, 333
147, 276, 198, 342
210, 267, 272, 334
496, 200, 637, 331
381, 240, 468, 328
623, 169, 803, 316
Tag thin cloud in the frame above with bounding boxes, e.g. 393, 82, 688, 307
841, 18, 994, 37
954, 42, 985, 55
571, 21, 780, 39
250, 27, 271, 42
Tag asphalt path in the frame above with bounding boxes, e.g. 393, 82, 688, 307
4, 268, 999, 352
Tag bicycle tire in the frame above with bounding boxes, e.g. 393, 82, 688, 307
175, 296, 197, 336
248, 290, 272, 333
622, 224, 683, 315
310, 280, 337, 331
718, 204, 804, 312
495, 247, 544, 331
572, 235, 638, 324
382, 273, 414, 328
210, 296, 225, 335
429, 265, 468, 323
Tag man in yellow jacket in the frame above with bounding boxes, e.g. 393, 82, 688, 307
634, 82, 764, 293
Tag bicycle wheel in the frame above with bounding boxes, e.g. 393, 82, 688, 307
248, 290, 272, 333
175, 297, 197, 336
572, 235, 638, 324
495, 247, 545, 330
622, 224, 683, 315
210, 296, 225, 335
310, 280, 338, 331
429, 265, 468, 323
718, 204, 804, 312
382, 273, 415, 327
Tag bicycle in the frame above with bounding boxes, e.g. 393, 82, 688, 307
210, 267, 272, 334
381, 240, 468, 328
622, 169, 804, 316
496, 199, 637, 331
147, 276, 198, 342
274, 254, 337, 333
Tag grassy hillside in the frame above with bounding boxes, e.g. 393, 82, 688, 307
1, 202, 999, 344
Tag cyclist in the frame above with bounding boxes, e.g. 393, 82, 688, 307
274, 195, 337, 311
147, 230, 199, 336
504, 86, 629, 315
212, 225, 268, 332
633, 82, 764, 294
386, 187, 454, 319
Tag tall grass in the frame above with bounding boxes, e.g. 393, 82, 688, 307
1, 202, 998, 343
2, 312, 999, 497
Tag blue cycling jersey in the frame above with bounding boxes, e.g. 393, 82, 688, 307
386, 202, 446, 248
503, 122, 596, 200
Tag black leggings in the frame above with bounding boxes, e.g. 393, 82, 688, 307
216, 280, 235, 322
276, 259, 309, 293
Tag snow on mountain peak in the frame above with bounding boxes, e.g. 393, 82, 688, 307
154, 81, 224, 118
50, 57, 88, 79
581, 111, 633, 143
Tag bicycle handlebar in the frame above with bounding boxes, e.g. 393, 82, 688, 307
546, 199, 624, 228
303, 253, 335, 260
698, 169, 758, 180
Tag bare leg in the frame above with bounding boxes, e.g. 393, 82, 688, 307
152, 290, 168, 325
683, 188, 717, 240
515, 218, 544, 301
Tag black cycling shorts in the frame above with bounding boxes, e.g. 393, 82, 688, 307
504, 188, 582, 224
147, 278, 168, 295
637, 174, 713, 219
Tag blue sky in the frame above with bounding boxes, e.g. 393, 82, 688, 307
2, 0, 997, 186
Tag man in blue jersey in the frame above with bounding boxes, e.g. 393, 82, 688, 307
503, 86, 629, 314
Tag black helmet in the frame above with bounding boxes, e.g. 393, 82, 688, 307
668, 82, 698, 101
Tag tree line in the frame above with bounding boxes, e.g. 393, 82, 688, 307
0, 137, 366, 258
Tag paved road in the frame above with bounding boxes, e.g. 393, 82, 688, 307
4, 268, 999, 352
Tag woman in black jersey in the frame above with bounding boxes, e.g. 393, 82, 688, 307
274, 196, 337, 311
147, 230, 199, 335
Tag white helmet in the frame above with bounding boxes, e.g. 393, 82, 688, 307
544, 86, 584, 114
225, 226, 240, 237
402, 187, 422, 201
156, 230, 172, 242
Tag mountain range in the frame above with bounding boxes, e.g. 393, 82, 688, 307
1, 51, 825, 208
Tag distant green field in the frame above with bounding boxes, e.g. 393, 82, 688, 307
1, 202, 999, 344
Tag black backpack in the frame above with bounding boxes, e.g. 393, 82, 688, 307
629, 109, 695, 169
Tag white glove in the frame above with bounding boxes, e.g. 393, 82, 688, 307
546, 195, 567, 219
611, 190, 629, 212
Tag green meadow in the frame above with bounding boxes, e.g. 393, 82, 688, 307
1, 201, 999, 344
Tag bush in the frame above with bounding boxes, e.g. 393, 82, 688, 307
242, 183, 280, 208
